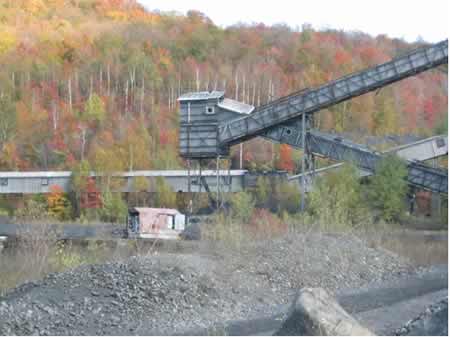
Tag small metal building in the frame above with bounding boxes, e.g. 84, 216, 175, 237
178, 91, 254, 158
127, 207, 186, 240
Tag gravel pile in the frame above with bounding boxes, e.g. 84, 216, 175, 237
396, 298, 448, 336
0, 231, 416, 335
216, 232, 413, 296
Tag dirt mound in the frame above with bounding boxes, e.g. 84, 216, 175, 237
0, 232, 415, 335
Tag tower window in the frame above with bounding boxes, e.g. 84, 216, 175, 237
206, 106, 215, 114
436, 138, 446, 148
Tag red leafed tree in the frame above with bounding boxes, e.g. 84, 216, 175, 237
277, 144, 294, 172
80, 177, 102, 209
423, 97, 436, 128
335, 49, 351, 66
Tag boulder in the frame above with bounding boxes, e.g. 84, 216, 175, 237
277, 288, 374, 336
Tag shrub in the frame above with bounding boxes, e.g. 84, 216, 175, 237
154, 176, 177, 208
369, 154, 408, 222
255, 176, 270, 208
100, 191, 127, 223
249, 208, 287, 238
275, 181, 301, 214
14, 198, 50, 222
308, 163, 371, 229
47, 185, 72, 221
230, 191, 255, 223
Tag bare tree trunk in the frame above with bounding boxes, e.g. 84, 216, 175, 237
51, 100, 58, 131
89, 75, 93, 97
125, 80, 129, 118
129, 143, 133, 172
80, 127, 87, 161
242, 74, 246, 103
252, 82, 256, 106
68, 77, 72, 112
107, 64, 111, 96
99, 66, 103, 95
31, 89, 36, 113
140, 73, 145, 119
234, 72, 239, 100
75, 70, 79, 102
168, 83, 172, 111
257, 87, 261, 106
195, 67, 200, 91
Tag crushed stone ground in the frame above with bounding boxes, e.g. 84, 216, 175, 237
396, 297, 448, 336
0, 232, 417, 335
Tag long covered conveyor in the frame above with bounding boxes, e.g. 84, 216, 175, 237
178, 40, 448, 194
262, 124, 447, 193
218, 40, 448, 146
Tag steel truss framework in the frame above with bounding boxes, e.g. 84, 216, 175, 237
261, 120, 448, 194
178, 40, 448, 195
218, 40, 448, 146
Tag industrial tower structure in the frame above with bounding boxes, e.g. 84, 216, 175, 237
178, 40, 448, 206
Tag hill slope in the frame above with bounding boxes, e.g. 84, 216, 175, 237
0, 0, 447, 172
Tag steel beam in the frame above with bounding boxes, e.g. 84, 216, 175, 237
218, 40, 448, 146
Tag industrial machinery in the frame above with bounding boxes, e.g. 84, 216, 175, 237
178, 40, 448, 195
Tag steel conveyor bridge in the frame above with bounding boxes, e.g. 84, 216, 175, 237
262, 123, 448, 193
218, 40, 448, 145
178, 40, 448, 194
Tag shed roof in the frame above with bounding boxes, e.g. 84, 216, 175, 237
218, 98, 254, 114
0, 170, 248, 178
177, 91, 225, 101
133, 207, 181, 216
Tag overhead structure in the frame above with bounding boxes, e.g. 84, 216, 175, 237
288, 134, 448, 183
262, 125, 448, 193
178, 40, 448, 194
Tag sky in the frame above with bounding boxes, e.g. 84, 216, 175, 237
138, 0, 448, 43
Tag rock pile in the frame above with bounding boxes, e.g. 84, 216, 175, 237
0, 232, 416, 335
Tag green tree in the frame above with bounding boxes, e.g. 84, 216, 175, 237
276, 181, 301, 214
230, 192, 255, 223
255, 176, 270, 207
70, 160, 91, 214
308, 163, 369, 228
83, 93, 106, 123
0, 95, 16, 147
100, 191, 127, 223
132, 176, 150, 206
369, 154, 408, 222
154, 177, 176, 208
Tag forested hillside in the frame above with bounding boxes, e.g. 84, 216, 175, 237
0, 0, 447, 172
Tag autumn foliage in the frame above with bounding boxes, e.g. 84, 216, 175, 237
47, 184, 72, 220
0, 0, 446, 176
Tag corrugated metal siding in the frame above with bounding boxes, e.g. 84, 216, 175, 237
0, 170, 248, 193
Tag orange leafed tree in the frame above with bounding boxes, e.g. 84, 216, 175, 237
277, 144, 295, 172
47, 184, 71, 220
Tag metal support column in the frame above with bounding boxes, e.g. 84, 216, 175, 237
216, 155, 220, 210
187, 159, 191, 224
198, 160, 202, 194
300, 113, 306, 212
228, 161, 231, 193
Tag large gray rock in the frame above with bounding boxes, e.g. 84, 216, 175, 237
277, 288, 374, 335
